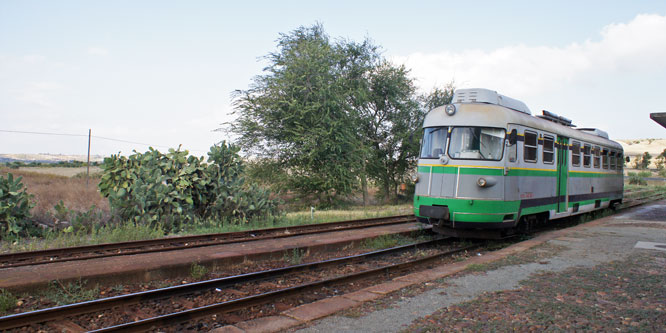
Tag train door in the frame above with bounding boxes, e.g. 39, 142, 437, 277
556, 137, 569, 213
504, 125, 519, 202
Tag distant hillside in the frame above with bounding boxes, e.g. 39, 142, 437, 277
0, 153, 104, 164
617, 139, 666, 169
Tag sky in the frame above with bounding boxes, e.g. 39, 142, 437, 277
1, 1, 666, 157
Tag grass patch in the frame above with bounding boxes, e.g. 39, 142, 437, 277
3, 222, 165, 253
362, 234, 418, 250
1, 204, 411, 254
465, 263, 489, 272
189, 263, 209, 280
0, 289, 17, 314
283, 248, 306, 265
284, 204, 412, 224
44, 280, 99, 306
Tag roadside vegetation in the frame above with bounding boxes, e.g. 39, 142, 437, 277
0, 155, 412, 252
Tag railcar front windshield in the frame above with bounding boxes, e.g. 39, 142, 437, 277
448, 127, 505, 161
420, 127, 448, 159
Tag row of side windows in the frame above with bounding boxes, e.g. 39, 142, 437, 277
520, 130, 622, 170
570, 141, 622, 170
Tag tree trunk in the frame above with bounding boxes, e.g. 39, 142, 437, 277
361, 174, 368, 207
382, 176, 391, 203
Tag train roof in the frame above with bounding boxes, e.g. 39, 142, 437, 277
425, 88, 622, 150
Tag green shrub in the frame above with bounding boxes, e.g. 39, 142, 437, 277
189, 262, 208, 279
98, 142, 280, 232
0, 173, 35, 237
628, 172, 648, 185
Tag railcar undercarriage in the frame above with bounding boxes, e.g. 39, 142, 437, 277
420, 213, 550, 240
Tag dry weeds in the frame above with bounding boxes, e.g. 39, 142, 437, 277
0, 168, 109, 223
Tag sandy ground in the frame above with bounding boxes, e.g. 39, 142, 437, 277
295, 202, 666, 332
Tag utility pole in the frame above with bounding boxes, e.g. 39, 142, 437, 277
86, 129, 91, 188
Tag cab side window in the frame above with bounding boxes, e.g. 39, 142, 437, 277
524, 131, 538, 163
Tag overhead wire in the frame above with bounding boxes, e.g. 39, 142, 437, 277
0, 129, 210, 154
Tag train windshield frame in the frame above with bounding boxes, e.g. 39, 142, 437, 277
448, 127, 506, 161
420, 127, 449, 159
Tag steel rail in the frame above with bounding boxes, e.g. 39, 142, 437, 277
0, 237, 453, 330
93, 243, 475, 332
0, 214, 417, 268
91, 243, 474, 332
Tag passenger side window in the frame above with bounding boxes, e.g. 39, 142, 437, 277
524, 131, 537, 163
572, 141, 581, 166
543, 135, 554, 164
583, 144, 591, 168
593, 146, 601, 168
617, 153, 624, 170
602, 149, 609, 169
610, 151, 616, 170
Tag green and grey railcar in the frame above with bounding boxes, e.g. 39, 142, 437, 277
414, 88, 624, 238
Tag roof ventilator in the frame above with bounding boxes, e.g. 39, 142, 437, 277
452, 88, 532, 115
537, 110, 575, 127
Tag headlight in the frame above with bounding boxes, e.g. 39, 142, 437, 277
445, 104, 456, 116
412, 175, 419, 183
477, 177, 487, 187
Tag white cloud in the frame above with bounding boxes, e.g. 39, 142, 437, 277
392, 13, 666, 96
22, 55, 46, 63
9, 81, 66, 109
87, 47, 109, 56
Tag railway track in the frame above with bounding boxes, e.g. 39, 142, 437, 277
0, 215, 417, 269
2, 188, 660, 270
0, 237, 473, 331
619, 188, 666, 209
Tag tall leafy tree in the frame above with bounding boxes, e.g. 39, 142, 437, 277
231, 24, 375, 204
360, 82, 455, 200
354, 62, 419, 201
419, 83, 456, 113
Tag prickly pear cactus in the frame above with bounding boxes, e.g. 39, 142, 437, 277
0, 173, 35, 237
98, 142, 279, 231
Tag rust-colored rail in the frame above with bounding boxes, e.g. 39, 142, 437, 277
0, 215, 417, 268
